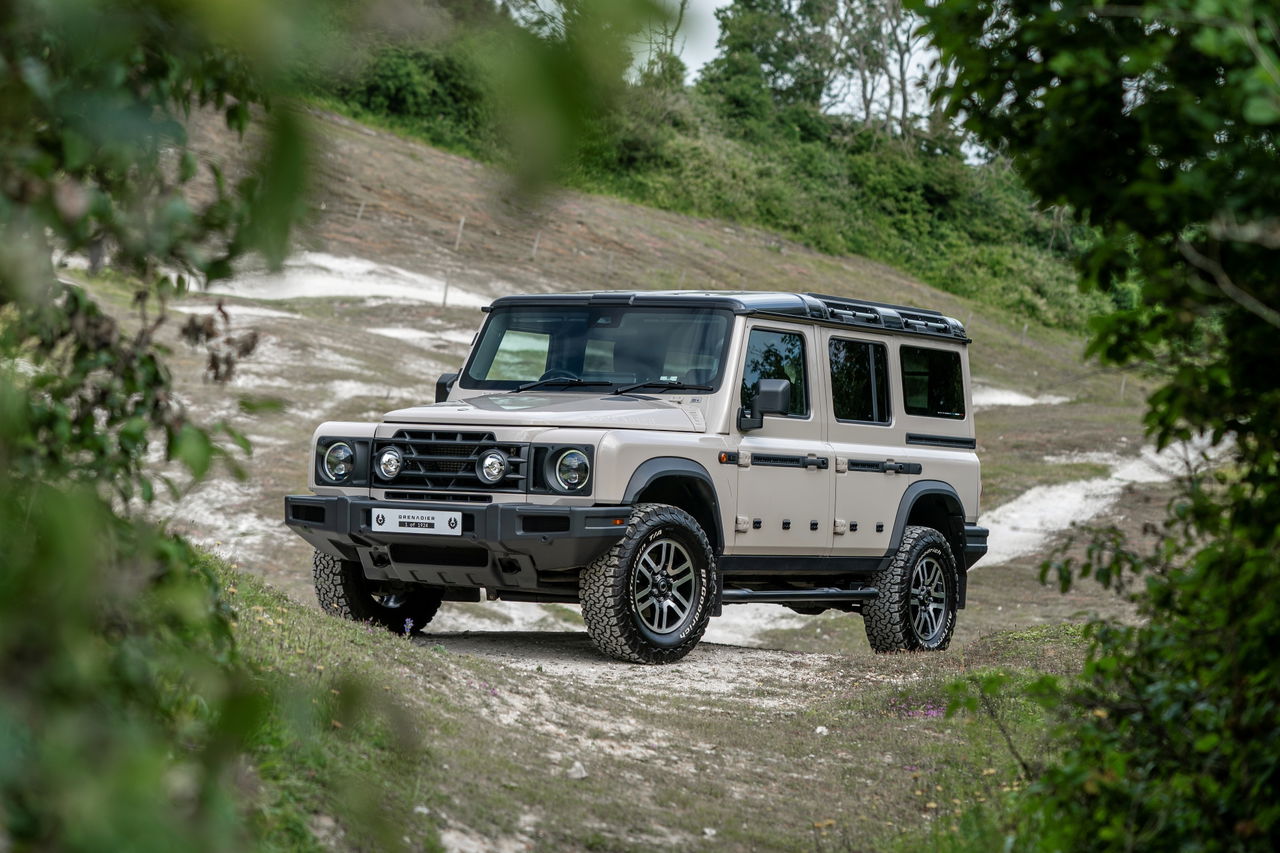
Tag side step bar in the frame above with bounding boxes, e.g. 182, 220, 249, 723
720, 587, 879, 604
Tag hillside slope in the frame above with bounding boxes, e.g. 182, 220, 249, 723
54, 104, 1174, 850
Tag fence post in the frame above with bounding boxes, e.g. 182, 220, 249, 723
453, 216, 466, 252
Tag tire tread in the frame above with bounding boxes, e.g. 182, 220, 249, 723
580, 503, 716, 664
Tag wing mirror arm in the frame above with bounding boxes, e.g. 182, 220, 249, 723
737, 378, 791, 432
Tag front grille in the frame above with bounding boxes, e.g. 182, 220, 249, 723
383, 491, 493, 504
374, 430, 528, 493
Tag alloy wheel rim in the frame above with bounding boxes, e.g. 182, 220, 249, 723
632, 537, 697, 635
909, 555, 948, 643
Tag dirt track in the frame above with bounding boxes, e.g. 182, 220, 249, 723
64, 106, 1168, 849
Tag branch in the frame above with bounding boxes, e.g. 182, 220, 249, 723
1177, 239, 1280, 330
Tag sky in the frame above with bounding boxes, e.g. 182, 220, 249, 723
675, 0, 727, 81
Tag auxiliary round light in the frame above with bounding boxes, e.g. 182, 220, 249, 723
322, 442, 355, 482
477, 449, 509, 484
378, 447, 403, 479
554, 449, 590, 491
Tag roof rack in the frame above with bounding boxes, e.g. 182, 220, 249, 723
805, 292, 968, 341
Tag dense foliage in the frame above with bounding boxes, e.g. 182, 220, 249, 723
0, 1, 386, 848
303, 0, 1107, 327
919, 0, 1280, 847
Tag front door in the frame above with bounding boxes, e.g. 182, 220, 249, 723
731, 323, 833, 556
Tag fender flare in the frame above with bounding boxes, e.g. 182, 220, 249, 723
887, 480, 970, 606
621, 457, 724, 553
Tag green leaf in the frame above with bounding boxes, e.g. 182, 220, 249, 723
61, 130, 91, 171
171, 424, 214, 479
237, 395, 285, 414
1194, 733, 1220, 752
1243, 94, 1280, 125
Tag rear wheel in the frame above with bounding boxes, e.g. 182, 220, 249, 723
313, 550, 443, 634
580, 503, 716, 664
863, 526, 958, 652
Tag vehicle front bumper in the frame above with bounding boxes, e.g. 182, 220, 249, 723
284, 495, 630, 595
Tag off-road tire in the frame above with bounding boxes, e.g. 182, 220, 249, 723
580, 503, 717, 664
313, 550, 443, 634
863, 525, 958, 653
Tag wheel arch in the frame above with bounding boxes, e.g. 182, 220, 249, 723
889, 481, 969, 607
622, 457, 724, 555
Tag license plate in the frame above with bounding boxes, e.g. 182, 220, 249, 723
371, 507, 462, 536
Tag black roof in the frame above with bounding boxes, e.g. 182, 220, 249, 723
486, 290, 969, 343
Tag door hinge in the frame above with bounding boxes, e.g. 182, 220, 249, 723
734, 515, 750, 533
834, 519, 849, 535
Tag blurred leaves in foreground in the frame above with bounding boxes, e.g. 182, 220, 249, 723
919, 0, 1280, 847
1, 0, 664, 848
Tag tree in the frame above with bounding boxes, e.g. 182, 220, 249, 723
916, 0, 1280, 846
639, 0, 690, 90
700, 0, 950, 134
700, 0, 841, 110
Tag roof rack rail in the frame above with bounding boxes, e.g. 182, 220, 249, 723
805, 292, 968, 341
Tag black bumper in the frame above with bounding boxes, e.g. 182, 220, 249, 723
963, 523, 989, 569
285, 495, 629, 595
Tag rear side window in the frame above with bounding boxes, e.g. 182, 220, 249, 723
829, 338, 890, 423
901, 346, 965, 419
741, 328, 808, 416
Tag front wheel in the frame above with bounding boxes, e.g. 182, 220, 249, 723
863, 526, 958, 652
580, 503, 716, 664
313, 550, 443, 634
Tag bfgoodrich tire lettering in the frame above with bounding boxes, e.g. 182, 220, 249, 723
313, 550, 443, 634
580, 503, 716, 664
863, 525, 958, 652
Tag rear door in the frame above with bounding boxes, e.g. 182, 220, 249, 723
823, 330, 908, 556
730, 323, 833, 556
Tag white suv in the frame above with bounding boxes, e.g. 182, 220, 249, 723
285, 291, 987, 663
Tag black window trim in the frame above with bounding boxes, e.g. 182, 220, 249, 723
743, 323, 812, 420
828, 334, 894, 427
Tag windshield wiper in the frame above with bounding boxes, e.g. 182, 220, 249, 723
612, 380, 713, 396
509, 378, 612, 394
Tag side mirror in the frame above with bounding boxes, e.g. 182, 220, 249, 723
737, 378, 791, 432
435, 372, 458, 403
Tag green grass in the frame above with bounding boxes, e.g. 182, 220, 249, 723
215, 561, 444, 852
215, 553, 1089, 851
301, 84, 1108, 332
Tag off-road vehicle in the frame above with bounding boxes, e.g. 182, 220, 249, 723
285, 291, 988, 663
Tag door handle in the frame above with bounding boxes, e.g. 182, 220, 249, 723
803, 455, 829, 470
882, 461, 922, 475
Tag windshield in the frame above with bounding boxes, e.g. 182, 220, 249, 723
460, 305, 733, 392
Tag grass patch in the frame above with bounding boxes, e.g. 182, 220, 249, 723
213, 560, 444, 851
211, 552, 1094, 851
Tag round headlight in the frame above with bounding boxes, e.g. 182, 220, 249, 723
378, 447, 403, 479
477, 449, 508, 484
554, 449, 590, 491
322, 442, 355, 482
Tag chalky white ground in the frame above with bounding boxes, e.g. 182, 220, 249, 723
162, 253, 1202, 647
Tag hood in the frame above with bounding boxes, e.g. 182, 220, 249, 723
382, 392, 703, 432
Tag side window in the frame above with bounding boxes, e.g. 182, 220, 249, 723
901, 346, 965, 419
829, 338, 890, 423
741, 328, 808, 416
